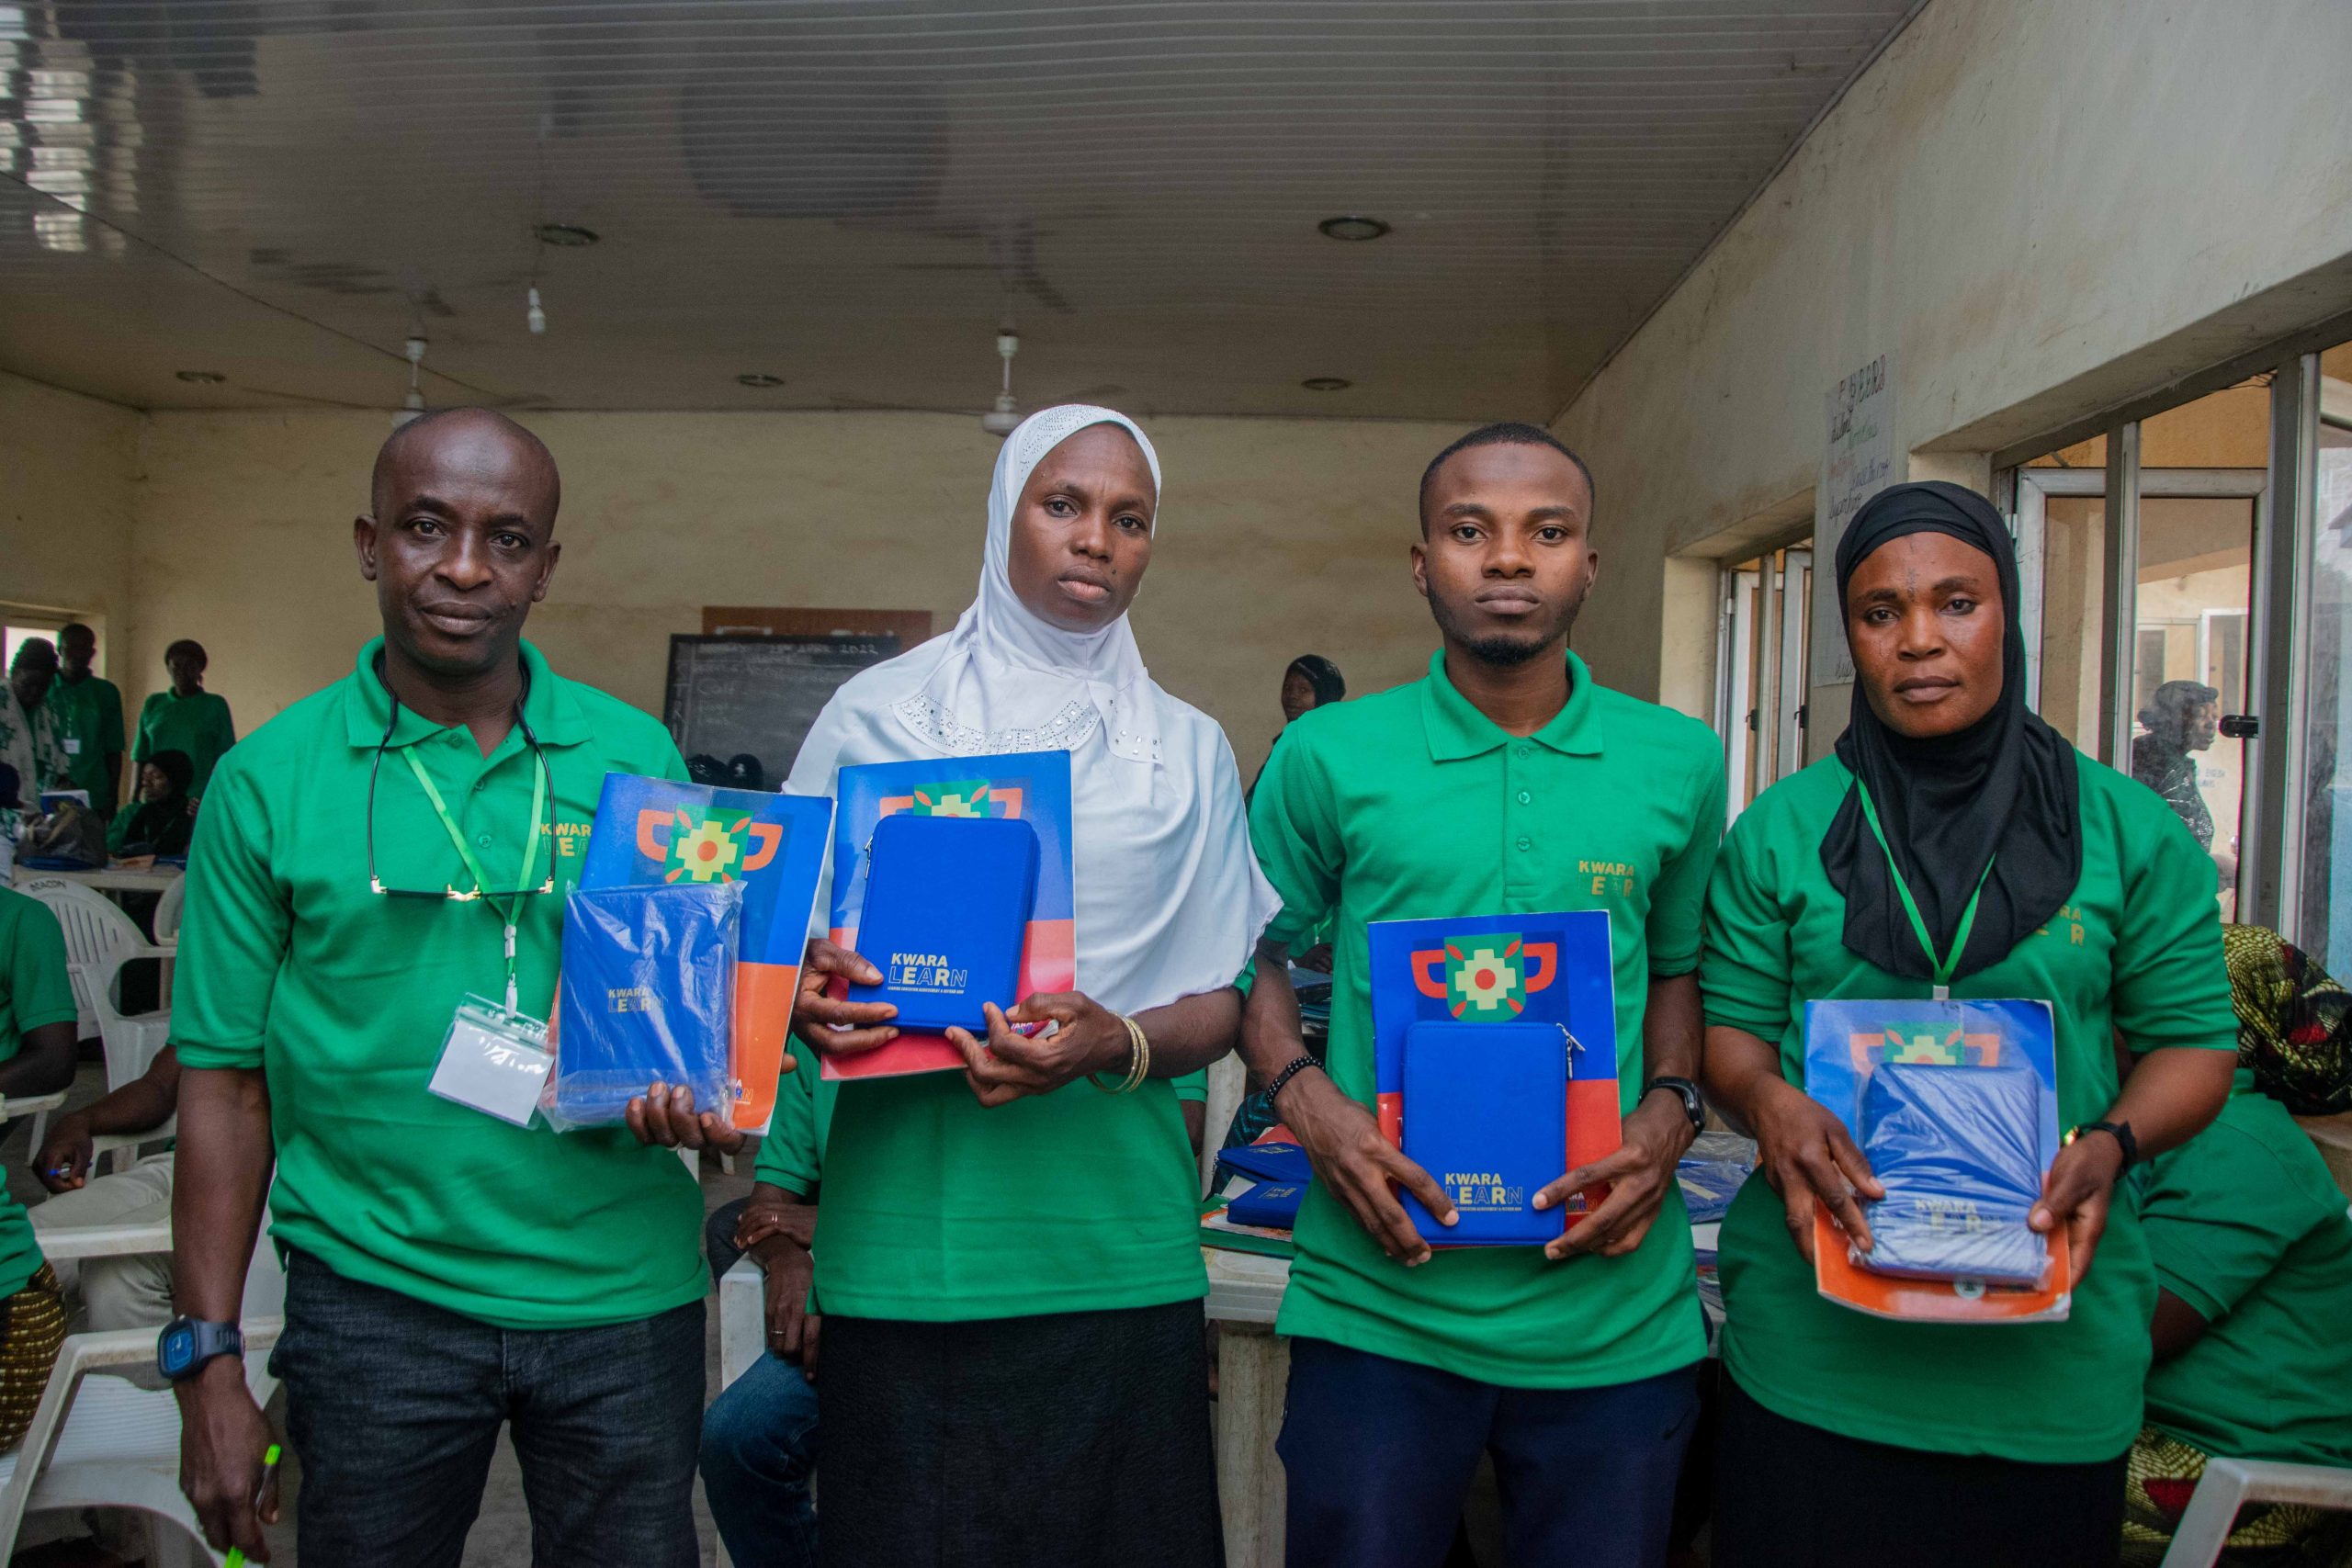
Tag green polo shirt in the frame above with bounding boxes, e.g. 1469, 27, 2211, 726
135, 688, 236, 795
0, 888, 74, 1295
1249, 649, 1725, 1388
175, 638, 706, 1329
2141, 1079, 2352, 1468
1701, 753, 2237, 1462
753, 1053, 837, 1198
47, 674, 124, 813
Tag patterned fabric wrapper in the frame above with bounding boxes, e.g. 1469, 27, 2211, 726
2224, 925, 2352, 1117
2121, 1424, 2352, 1567
0, 1264, 67, 1450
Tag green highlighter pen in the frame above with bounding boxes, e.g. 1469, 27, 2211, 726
222, 1442, 283, 1568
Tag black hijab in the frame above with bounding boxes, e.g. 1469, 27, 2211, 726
1286, 654, 1347, 707
121, 749, 196, 857
1822, 481, 2082, 983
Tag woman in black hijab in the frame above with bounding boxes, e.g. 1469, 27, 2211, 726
1697, 482, 2239, 1568
108, 748, 195, 859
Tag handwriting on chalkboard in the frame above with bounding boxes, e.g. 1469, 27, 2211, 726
664, 635, 899, 789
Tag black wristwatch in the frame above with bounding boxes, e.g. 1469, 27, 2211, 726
1643, 1075, 1706, 1134
2071, 1119, 2139, 1170
157, 1315, 243, 1382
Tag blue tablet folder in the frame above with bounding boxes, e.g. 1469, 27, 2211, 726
554, 881, 742, 1128
1860, 1059, 2047, 1284
1400, 1019, 1570, 1246
1227, 1182, 1308, 1229
843, 812, 1040, 1033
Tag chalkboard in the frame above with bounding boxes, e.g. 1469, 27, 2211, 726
663, 635, 899, 789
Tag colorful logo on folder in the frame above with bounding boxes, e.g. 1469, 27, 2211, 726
825, 750, 1075, 1081
635, 807, 785, 885
1415, 934, 1558, 1018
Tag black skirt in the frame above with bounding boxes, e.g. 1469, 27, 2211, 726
1713, 1375, 2127, 1568
818, 1300, 1224, 1568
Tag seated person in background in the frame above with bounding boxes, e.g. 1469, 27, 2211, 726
2122, 926, 2352, 1568
699, 1054, 833, 1568
134, 638, 236, 796
107, 749, 197, 860
31, 1044, 181, 1335
0, 882, 83, 1445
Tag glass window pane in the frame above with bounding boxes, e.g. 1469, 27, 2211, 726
2299, 355, 2352, 967
2038, 493, 2107, 751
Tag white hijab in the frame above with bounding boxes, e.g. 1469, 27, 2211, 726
787, 405, 1280, 1015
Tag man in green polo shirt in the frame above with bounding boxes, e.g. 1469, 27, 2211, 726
49, 623, 126, 818
1242, 423, 1724, 1568
171, 409, 710, 1568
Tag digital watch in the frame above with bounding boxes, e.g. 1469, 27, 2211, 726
157, 1315, 244, 1382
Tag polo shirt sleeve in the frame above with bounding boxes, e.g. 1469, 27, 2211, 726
1171, 1068, 1206, 1103
753, 1056, 821, 1196
2111, 808, 2237, 1056
131, 695, 155, 763
1247, 726, 1342, 953
6, 902, 77, 1034
174, 759, 292, 1070
1647, 751, 1727, 977
2141, 1121, 2329, 1322
1700, 818, 1792, 1042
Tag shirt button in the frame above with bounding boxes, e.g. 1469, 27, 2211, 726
1516, 790, 1532, 806
1514, 745, 1532, 760
1516, 836, 1532, 852
475, 832, 493, 848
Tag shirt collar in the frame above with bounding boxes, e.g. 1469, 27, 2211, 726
341, 636, 589, 750
1419, 648, 1604, 761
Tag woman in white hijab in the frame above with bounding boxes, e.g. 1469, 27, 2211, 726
786, 405, 1277, 1568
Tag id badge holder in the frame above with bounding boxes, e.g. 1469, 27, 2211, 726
428, 996, 553, 1128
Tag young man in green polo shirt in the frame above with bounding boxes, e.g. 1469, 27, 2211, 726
1242, 423, 1724, 1568
49, 623, 126, 818
171, 409, 712, 1568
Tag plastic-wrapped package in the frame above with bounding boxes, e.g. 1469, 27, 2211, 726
1857, 1060, 2047, 1285
547, 880, 743, 1131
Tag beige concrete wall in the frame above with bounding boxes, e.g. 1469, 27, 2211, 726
122, 409, 1462, 774
1554, 0, 2352, 720
0, 371, 140, 675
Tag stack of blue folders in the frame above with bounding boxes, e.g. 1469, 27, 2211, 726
1218, 1140, 1311, 1230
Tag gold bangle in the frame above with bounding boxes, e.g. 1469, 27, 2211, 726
1122, 1014, 1151, 1092
1091, 1015, 1144, 1093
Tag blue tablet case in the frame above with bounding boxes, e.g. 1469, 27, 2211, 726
1859, 1059, 2047, 1284
1400, 1019, 1571, 1246
843, 812, 1040, 1033
1227, 1181, 1307, 1230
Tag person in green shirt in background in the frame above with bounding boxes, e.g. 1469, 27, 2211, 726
1242, 423, 1724, 1568
170, 409, 718, 1568
48, 623, 125, 819
698, 1052, 836, 1568
1701, 482, 2237, 1568
1, 642, 66, 860
2121, 924, 2352, 1567
0, 884, 85, 1448
133, 637, 236, 795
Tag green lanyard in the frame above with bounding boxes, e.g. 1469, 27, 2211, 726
1853, 781, 1993, 1000
401, 748, 546, 1016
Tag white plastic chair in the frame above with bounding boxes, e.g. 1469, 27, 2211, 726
2157, 1457, 2352, 1566
0, 1213, 285, 1567
18, 877, 172, 1091
153, 876, 186, 947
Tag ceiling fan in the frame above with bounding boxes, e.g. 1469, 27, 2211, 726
979, 328, 1126, 437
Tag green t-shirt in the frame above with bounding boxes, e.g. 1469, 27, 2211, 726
175, 638, 707, 1330
2141, 1081, 2352, 1468
0, 888, 74, 1294
46, 674, 124, 811
752, 1052, 837, 1198
1249, 649, 1726, 1388
135, 688, 237, 795
1701, 753, 2237, 1462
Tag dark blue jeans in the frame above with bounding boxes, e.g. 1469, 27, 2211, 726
700, 1351, 821, 1568
1278, 1336, 1700, 1568
273, 1248, 704, 1568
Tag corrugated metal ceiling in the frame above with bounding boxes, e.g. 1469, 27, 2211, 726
0, 2, 1919, 419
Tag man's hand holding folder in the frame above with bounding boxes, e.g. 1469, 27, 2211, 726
947, 995, 1128, 1108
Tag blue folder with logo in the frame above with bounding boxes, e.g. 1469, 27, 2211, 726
842, 812, 1040, 1033
1400, 1019, 1572, 1246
